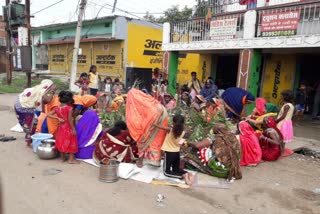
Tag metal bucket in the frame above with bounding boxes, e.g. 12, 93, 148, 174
99, 160, 120, 183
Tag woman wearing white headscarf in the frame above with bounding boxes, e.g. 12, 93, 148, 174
14, 79, 56, 145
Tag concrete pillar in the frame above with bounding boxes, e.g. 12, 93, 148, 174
257, 0, 267, 7
162, 22, 170, 45
237, 49, 253, 90
243, 10, 257, 39
248, 49, 263, 97
163, 51, 178, 96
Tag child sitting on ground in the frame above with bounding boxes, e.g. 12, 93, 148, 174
47, 91, 79, 164
153, 114, 194, 185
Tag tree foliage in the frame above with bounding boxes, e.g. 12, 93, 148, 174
143, 5, 193, 24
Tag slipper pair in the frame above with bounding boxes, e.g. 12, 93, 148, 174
0, 136, 17, 142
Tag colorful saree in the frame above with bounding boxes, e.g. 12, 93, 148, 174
93, 131, 138, 164
239, 121, 262, 166
75, 110, 102, 159
126, 89, 168, 167
221, 87, 255, 118
184, 123, 242, 180
15, 79, 55, 144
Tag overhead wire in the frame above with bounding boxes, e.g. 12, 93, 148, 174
83, 1, 113, 36
88, 0, 162, 27
70, 0, 81, 21
31, 0, 65, 15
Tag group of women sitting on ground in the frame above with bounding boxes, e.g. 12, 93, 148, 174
14, 79, 295, 184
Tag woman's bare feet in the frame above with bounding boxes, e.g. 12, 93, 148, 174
60, 153, 67, 162
68, 159, 80, 164
136, 157, 144, 168
188, 173, 195, 185
68, 153, 80, 164
183, 173, 194, 186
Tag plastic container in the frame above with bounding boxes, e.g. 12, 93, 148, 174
99, 160, 120, 183
31, 133, 53, 153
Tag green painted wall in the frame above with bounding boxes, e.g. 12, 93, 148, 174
168, 51, 179, 96
43, 23, 112, 41
247, 49, 263, 115
211, 55, 218, 81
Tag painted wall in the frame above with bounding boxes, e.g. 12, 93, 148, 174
92, 41, 123, 77
48, 40, 123, 76
247, 49, 262, 114
48, 43, 68, 73
45, 23, 112, 41
261, 54, 296, 106
33, 20, 114, 43
177, 54, 212, 84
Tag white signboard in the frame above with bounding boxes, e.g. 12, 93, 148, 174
18, 27, 28, 46
210, 18, 237, 40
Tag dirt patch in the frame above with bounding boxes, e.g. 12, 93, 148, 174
293, 188, 320, 202
178, 188, 227, 211
0, 106, 10, 111
250, 187, 315, 214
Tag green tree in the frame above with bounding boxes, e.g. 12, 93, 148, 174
143, 11, 156, 22
143, 5, 193, 24
158, 5, 192, 23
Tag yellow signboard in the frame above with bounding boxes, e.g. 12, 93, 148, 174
127, 23, 163, 70
261, 54, 296, 106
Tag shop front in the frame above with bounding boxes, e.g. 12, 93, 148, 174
261, 54, 296, 107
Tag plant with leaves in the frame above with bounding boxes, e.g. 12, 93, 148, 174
99, 105, 126, 129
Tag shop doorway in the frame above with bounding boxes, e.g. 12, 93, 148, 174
298, 54, 320, 114
216, 55, 239, 89
299, 55, 320, 87
126, 67, 153, 92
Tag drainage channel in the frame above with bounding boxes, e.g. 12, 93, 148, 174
294, 147, 320, 159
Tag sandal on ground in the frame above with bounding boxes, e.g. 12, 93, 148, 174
0, 137, 17, 142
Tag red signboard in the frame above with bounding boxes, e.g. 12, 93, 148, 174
261, 10, 300, 37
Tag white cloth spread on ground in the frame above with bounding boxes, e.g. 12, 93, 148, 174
80, 159, 229, 188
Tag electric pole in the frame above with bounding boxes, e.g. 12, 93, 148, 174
25, 0, 31, 87
5, 0, 12, 85
112, 0, 117, 14
70, 0, 87, 91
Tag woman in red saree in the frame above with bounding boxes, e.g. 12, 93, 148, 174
238, 121, 262, 166
259, 117, 284, 161
93, 121, 138, 164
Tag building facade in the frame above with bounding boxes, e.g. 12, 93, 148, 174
31, 16, 210, 90
162, 0, 320, 107
0, 16, 7, 73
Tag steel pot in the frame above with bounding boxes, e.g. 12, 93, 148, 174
36, 139, 57, 160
